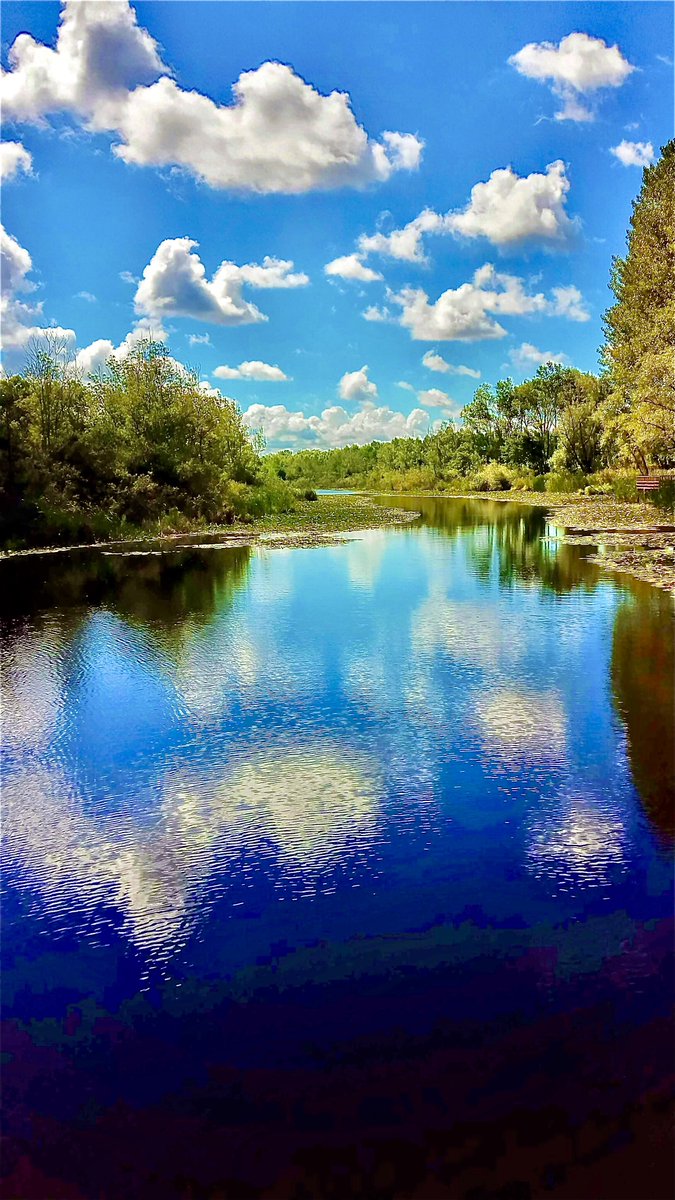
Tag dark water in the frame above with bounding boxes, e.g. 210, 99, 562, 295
1, 497, 673, 1200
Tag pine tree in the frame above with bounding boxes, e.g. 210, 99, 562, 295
603, 140, 675, 469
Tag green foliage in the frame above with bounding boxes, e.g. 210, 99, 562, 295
467, 463, 516, 492
603, 140, 675, 469
0, 337, 286, 548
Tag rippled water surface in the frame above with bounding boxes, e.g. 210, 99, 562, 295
2, 497, 673, 1199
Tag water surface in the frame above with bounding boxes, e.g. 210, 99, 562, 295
2, 497, 673, 1199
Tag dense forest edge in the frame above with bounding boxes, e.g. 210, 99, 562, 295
1, 141, 673, 553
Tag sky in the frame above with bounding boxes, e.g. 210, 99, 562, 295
1, 0, 672, 450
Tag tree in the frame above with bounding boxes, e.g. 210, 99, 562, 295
603, 140, 675, 469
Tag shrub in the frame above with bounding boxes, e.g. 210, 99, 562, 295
544, 471, 588, 494
468, 463, 516, 491
532, 475, 547, 493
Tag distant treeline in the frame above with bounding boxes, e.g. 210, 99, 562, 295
268, 141, 674, 499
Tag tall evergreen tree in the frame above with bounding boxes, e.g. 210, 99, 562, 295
603, 140, 675, 469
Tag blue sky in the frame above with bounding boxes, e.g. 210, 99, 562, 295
1, 1, 672, 448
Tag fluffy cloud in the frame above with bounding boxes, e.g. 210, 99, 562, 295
338, 364, 378, 402
550, 285, 590, 322
359, 208, 443, 262
444, 161, 577, 245
354, 162, 576, 265
509, 342, 570, 370
244, 401, 429, 448
187, 332, 211, 346
362, 304, 392, 323
0, 140, 33, 181
0, 224, 75, 352
422, 350, 480, 378
324, 254, 383, 282
388, 264, 589, 342
214, 360, 289, 382
74, 317, 167, 376
134, 238, 309, 326
417, 388, 456, 410
509, 32, 634, 122
610, 140, 655, 168
1, 1, 423, 193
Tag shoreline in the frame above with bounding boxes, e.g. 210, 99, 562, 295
2, 490, 673, 592
0, 495, 420, 561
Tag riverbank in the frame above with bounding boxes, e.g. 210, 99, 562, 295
0, 494, 420, 560
406, 489, 675, 592
2, 490, 673, 592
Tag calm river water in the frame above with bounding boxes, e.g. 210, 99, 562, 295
1, 497, 673, 1199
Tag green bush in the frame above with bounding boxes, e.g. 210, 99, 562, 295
544, 471, 588, 494
532, 475, 547, 492
468, 463, 516, 491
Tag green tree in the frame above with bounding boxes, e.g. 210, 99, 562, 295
603, 139, 675, 469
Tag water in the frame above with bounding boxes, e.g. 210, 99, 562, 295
2, 497, 673, 1199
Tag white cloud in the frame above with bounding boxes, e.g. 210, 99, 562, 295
362, 304, 392, 323
75, 290, 97, 303
550, 284, 590, 322
354, 162, 576, 266
245, 401, 429, 448
338, 364, 378, 403
324, 254, 383, 282
214, 360, 289, 382
509, 342, 570, 370
389, 264, 589, 341
74, 318, 167, 376
444, 161, 577, 245
509, 32, 634, 122
0, 224, 75, 351
119, 269, 138, 285
422, 350, 480, 378
417, 388, 456, 410
134, 238, 309, 327
0, 140, 33, 181
1, 0, 423, 193
610, 140, 655, 168
396, 380, 416, 392
187, 332, 211, 346
359, 208, 443, 262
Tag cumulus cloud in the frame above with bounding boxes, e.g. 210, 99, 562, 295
550, 284, 590, 322
444, 161, 577, 245
0, 140, 33, 181
417, 388, 456, 410
422, 350, 480, 378
0, 224, 75, 351
353, 162, 577, 266
214, 360, 289, 382
338, 364, 378, 402
509, 342, 570, 370
359, 208, 444, 262
509, 32, 634, 122
74, 317, 167, 376
362, 304, 392, 323
244, 401, 429, 448
134, 237, 309, 327
324, 254, 383, 282
389, 264, 590, 342
187, 331, 211, 346
1, 0, 423, 193
610, 140, 655, 168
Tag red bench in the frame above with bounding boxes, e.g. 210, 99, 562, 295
636, 476, 661, 492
